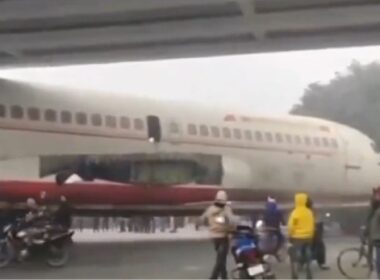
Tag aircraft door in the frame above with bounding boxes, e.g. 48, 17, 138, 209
146, 115, 161, 143
344, 140, 364, 192
344, 137, 363, 169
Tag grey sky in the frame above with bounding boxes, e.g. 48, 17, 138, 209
1, 45, 380, 115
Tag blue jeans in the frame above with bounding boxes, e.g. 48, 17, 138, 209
289, 238, 313, 279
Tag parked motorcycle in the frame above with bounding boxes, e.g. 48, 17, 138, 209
230, 223, 276, 279
0, 220, 74, 268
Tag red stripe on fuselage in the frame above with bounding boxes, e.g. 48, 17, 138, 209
0, 180, 220, 205
0, 180, 369, 208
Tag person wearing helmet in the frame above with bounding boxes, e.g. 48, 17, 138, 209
25, 198, 40, 223
262, 197, 285, 254
21, 198, 49, 257
198, 190, 235, 279
38, 190, 53, 215
287, 193, 315, 279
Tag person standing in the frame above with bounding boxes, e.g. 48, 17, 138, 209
197, 190, 235, 280
368, 187, 380, 279
93, 217, 100, 232
102, 217, 109, 232
54, 195, 72, 229
263, 197, 285, 253
287, 193, 315, 279
305, 197, 329, 270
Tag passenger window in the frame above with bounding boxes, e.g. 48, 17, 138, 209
322, 138, 329, 147
313, 137, 321, 147
331, 138, 338, 148
244, 130, 252, 140
120, 116, 130, 129
275, 133, 283, 143
211, 126, 220, 138
188, 124, 197, 135
0, 104, 6, 118
170, 122, 179, 134
76, 112, 87, 125
265, 132, 273, 143
255, 131, 263, 142
223, 127, 231, 139
45, 109, 57, 122
134, 118, 144, 130
61, 111, 72, 124
105, 115, 117, 128
200, 125, 209, 136
304, 136, 311, 145
295, 135, 301, 144
286, 134, 292, 143
28, 107, 40, 121
91, 114, 102, 127
11, 105, 23, 119
233, 128, 242, 139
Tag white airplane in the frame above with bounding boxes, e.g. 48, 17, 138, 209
0, 78, 378, 229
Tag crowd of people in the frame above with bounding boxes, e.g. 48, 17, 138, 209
71, 215, 198, 234
72, 216, 181, 233
197, 190, 334, 280
4, 187, 380, 279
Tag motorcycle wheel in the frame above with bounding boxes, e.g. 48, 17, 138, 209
0, 241, 14, 268
46, 244, 69, 267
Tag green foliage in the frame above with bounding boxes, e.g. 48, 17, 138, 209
290, 60, 380, 145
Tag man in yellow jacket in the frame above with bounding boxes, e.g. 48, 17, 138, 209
287, 193, 315, 279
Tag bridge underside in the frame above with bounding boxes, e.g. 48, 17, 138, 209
1, 0, 380, 68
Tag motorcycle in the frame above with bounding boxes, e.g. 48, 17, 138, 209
230, 224, 276, 279
0, 220, 74, 268
255, 220, 286, 262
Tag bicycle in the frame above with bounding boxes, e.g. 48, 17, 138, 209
337, 232, 373, 279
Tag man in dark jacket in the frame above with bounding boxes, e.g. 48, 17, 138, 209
365, 187, 380, 272
54, 196, 72, 229
306, 197, 329, 270
263, 197, 285, 252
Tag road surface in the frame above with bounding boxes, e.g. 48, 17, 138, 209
0, 233, 367, 279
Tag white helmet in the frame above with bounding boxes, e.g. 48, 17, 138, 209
215, 190, 228, 204
255, 219, 264, 230
26, 198, 37, 209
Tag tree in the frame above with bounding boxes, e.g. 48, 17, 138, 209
290, 61, 380, 146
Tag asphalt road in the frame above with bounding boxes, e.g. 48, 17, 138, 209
0, 236, 369, 279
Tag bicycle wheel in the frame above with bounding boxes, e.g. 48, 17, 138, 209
337, 247, 371, 279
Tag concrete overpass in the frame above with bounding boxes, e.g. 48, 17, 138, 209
1, 0, 380, 68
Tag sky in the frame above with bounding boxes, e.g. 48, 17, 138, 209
1, 45, 380, 115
